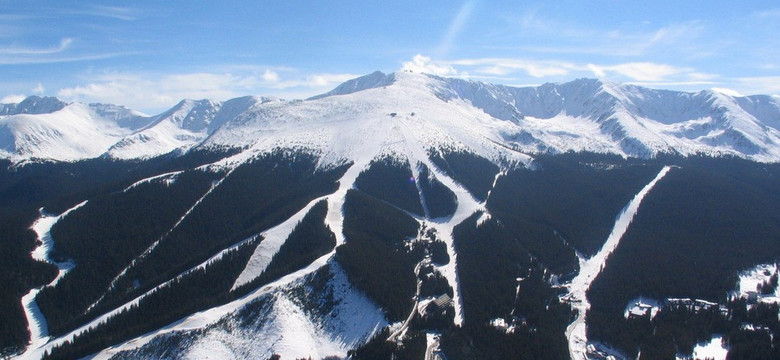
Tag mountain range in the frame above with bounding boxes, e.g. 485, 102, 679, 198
2, 71, 780, 164
2, 72, 780, 360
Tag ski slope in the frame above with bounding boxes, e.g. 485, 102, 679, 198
18, 202, 87, 360
564, 166, 673, 360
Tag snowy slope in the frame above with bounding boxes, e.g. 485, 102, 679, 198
92, 261, 386, 360
428, 75, 780, 161
201, 71, 533, 170
0, 102, 133, 162
12, 72, 780, 360
0, 96, 270, 162
0, 96, 68, 116
3, 73, 780, 163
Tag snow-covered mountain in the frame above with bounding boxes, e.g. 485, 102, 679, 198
2, 71, 780, 164
6, 72, 780, 360
0, 95, 271, 162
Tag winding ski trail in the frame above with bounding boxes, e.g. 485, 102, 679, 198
18, 201, 88, 360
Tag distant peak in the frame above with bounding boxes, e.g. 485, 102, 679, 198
0, 96, 69, 115
308, 71, 396, 100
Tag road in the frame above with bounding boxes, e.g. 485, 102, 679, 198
425, 333, 442, 360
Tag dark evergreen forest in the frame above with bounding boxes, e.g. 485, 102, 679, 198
587, 156, 780, 359
0, 149, 236, 355
5, 150, 780, 359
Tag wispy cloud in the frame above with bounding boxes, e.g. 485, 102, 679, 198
0, 51, 131, 65
256, 68, 359, 89
0, 38, 72, 55
507, 10, 707, 58
710, 87, 743, 97
435, 1, 476, 57
70, 5, 140, 21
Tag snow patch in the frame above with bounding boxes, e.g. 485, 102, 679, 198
624, 297, 662, 319
677, 335, 729, 360
731, 262, 780, 304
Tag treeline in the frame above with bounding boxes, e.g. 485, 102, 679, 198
43, 239, 259, 360
335, 189, 419, 321
587, 156, 780, 358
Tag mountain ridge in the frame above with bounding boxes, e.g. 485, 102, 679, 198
1, 71, 780, 164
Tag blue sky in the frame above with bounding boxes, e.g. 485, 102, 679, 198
1, 0, 779, 113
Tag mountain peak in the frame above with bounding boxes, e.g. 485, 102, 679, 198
0, 96, 69, 116
308, 71, 396, 100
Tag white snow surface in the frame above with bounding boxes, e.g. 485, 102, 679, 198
5, 72, 780, 164
232, 197, 324, 290
624, 296, 662, 319
677, 335, 729, 360
732, 263, 780, 304
563, 166, 672, 360
90, 260, 386, 360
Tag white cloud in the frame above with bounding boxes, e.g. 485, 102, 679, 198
711, 87, 743, 97
587, 62, 683, 82
587, 64, 606, 78
268, 73, 359, 89
56, 68, 361, 113
416, 55, 721, 91
401, 55, 458, 76
1, 94, 26, 103
32, 83, 44, 94
262, 69, 280, 83
58, 72, 257, 111
449, 58, 574, 78
733, 76, 780, 96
